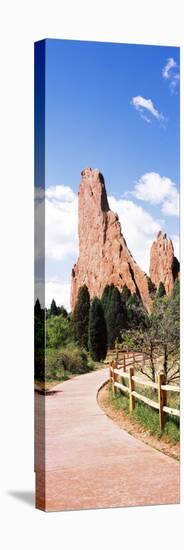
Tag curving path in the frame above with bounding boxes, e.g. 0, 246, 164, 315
35, 368, 180, 512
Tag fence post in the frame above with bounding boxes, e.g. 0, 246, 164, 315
129, 366, 135, 413
123, 352, 126, 372
109, 364, 112, 385
111, 361, 117, 396
158, 372, 166, 429
115, 348, 119, 366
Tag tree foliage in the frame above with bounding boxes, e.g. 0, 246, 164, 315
101, 284, 115, 315
151, 280, 180, 349
72, 285, 90, 349
121, 280, 180, 384
104, 286, 127, 347
126, 293, 150, 330
50, 299, 58, 317
121, 284, 131, 303
88, 297, 108, 361
46, 344, 94, 380
46, 315, 70, 349
156, 281, 166, 298
57, 305, 68, 318
147, 278, 157, 299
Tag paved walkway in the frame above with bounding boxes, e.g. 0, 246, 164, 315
35, 368, 180, 512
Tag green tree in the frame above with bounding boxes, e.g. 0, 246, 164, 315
105, 286, 127, 348
88, 297, 108, 361
157, 281, 166, 297
121, 284, 131, 303
121, 280, 180, 385
57, 305, 68, 318
172, 278, 180, 299
147, 278, 157, 299
126, 293, 150, 330
120, 328, 157, 382
101, 284, 115, 315
50, 299, 58, 317
72, 285, 90, 349
34, 298, 42, 317
46, 315, 70, 349
150, 287, 180, 384
151, 280, 180, 351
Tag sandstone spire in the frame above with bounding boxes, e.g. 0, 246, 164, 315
149, 231, 179, 295
71, 168, 152, 312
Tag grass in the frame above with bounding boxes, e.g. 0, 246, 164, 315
109, 387, 180, 444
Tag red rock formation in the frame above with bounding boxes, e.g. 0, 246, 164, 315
149, 231, 179, 295
71, 168, 152, 312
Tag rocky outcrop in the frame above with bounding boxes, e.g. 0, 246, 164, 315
71, 168, 152, 312
149, 231, 180, 295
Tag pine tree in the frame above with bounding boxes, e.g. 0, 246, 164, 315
50, 299, 58, 317
34, 298, 42, 317
72, 285, 90, 349
57, 305, 68, 318
127, 293, 150, 330
121, 284, 131, 303
157, 281, 166, 298
105, 286, 127, 348
148, 278, 157, 298
172, 278, 180, 299
101, 284, 115, 315
88, 297, 108, 361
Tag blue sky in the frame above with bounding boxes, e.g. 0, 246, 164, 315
43, 39, 180, 310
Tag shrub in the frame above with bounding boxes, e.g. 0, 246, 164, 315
45, 345, 94, 380
46, 314, 71, 348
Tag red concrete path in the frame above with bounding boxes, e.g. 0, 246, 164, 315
35, 368, 180, 511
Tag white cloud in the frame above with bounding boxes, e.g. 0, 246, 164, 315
35, 185, 78, 262
46, 185, 75, 203
140, 114, 151, 124
132, 172, 179, 216
35, 278, 71, 311
131, 96, 164, 123
162, 57, 176, 79
45, 278, 71, 311
35, 184, 78, 312
162, 57, 179, 93
162, 195, 179, 216
171, 234, 180, 261
45, 185, 78, 261
108, 197, 162, 273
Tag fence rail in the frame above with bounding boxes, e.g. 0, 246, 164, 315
109, 353, 180, 429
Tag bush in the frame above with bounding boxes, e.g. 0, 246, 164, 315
46, 314, 71, 348
45, 344, 94, 381
46, 349, 68, 380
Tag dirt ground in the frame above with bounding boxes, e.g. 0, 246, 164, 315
97, 382, 180, 461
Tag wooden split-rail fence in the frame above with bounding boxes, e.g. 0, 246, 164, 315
109, 350, 180, 429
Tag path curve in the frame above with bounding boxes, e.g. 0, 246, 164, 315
35, 368, 179, 511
